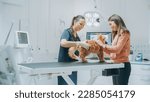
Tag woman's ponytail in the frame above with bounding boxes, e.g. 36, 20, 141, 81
70, 15, 85, 28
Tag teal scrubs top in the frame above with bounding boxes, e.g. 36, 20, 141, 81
58, 28, 80, 62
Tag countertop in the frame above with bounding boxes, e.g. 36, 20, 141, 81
131, 61, 150, 65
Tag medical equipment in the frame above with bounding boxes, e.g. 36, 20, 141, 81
14, 30, 32, 63
0, 29, 32, 84
84, 0, 106, 26
13, 31, 33, 84
0, 46, 17, 84
15, 31, 30, 48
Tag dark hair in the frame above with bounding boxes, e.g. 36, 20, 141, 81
108, 14, 129, 39
70, 15, 85, 27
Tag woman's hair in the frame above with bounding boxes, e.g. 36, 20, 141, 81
70, 15, 85, 28
108, 14, 129, 39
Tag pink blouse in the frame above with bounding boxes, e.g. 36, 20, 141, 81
104, 30, 130, 63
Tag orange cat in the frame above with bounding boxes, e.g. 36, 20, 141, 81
68, 34, 105, 62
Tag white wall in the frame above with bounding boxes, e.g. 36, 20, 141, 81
125, 0, 150, 45
149, 12, 150, 44
0, 2, 4, 45
0, 0, 28, 46
47, 0, 74, 60
149, 3, 150, 44
28, 0, 50, 62
0, 2, 2, 44
27, 0, 74, 62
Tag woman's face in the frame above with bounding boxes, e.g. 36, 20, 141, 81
108, 21, 118, 31
73, 19, 85, 32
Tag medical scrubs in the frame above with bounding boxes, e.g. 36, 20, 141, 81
58, 28, 80, 85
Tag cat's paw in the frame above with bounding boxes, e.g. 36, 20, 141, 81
99, 60, 105, 63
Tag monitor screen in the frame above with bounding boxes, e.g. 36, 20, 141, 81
15, 31, 29, 48
18, 32, 28, 44
86, 32, 112, 45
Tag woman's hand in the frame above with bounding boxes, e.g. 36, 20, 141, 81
95, 40, 104, 46
76, 41, 90, 50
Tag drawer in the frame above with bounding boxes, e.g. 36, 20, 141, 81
129, 75, 150, 85
131, 64, 150, 75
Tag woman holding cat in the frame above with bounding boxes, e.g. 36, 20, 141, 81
96, 14, 131, 85
58, 15, 89, 85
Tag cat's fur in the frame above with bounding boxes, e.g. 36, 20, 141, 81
68, 34, 105, 62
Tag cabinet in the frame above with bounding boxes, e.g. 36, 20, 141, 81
129, 62, 150, 85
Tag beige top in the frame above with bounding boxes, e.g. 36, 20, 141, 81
104, 30, 130, 63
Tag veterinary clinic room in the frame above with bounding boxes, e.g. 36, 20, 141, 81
0, 0, 150, 85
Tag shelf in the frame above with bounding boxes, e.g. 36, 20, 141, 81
131, 61, 150, 65
0, 0, 24, 6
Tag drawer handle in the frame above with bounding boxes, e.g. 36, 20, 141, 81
142, 68, 150, 71
140, 78, 150, 82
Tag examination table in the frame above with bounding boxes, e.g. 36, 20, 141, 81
18, 60, 124, 85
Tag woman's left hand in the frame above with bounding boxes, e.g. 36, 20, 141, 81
76, 41, 90, 50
